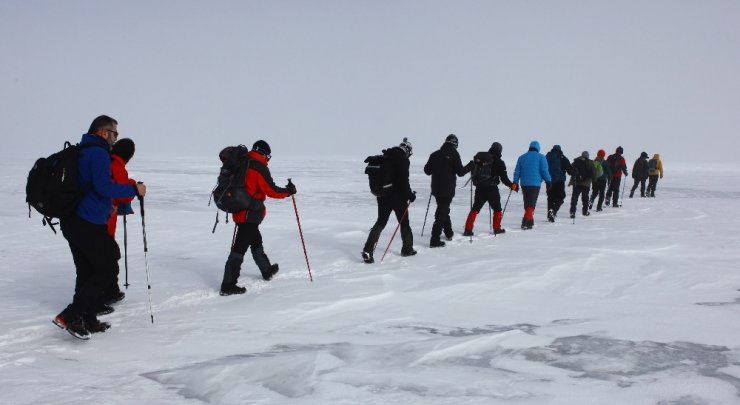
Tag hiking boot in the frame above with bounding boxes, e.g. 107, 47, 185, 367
362, 251, 374, 264
86, 318, 111, 334
105, 290, 125, 306
400, 248, 417, 257
462, 230, 474, 237
582, 210, 590, 216
444, 231, 454, 241
493, 228, 506, 235
220, 285, 247, 296
96, 304, 115, 316
596, 207, 603, 212
430, 239, 446, 248
260, 263, 279, 281
569, 213, 576, 219
53, 311, 90, 340
547, 209, 555, 222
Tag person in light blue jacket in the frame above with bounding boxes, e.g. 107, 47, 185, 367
513, 140, 552, 229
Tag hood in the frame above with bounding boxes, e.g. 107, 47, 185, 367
529, 140, 540, 152
653, 153, 660, 159
640, 151, 648, 159
616, 146, 624, 155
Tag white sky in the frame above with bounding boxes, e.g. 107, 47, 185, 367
1, 0, 739, 163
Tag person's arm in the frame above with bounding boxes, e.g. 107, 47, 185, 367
253, 165, 290, 199
89, 149, 137, 199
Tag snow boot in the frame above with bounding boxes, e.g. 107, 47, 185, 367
362, 250, 374, 264
53, 309, 91, 340
401, 248, 418, 257
219, 285, 246, 296
430, 239, 446, 248
547, 209, 555, 223
96, 304, 114, 316
252, 246, 278, 281
400, 227, 416, 256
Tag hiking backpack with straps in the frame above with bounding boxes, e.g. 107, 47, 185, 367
648, 158, 658, 171
608, 155, 622, 174
593, 160, 604, 179
211, 145, 254, 213
572, 158, 591, 182
364, 153, 395, 197
471, 151, 495, 186
26, 141, 100, 232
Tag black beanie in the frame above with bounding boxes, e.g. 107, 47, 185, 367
111, 138, 135, 163
253, 140, 271, 156
489, 142, 502, 155
616, 146, 624, 155
445, 134, 458, 148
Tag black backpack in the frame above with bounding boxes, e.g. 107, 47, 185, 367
471, 151, 495, 186
364, 153, 394, 197
26, 141, 99, 233
572, 158, 591, 182
608, 155, 622, 174
648, 158, 658, 171
211, 145, 254, 213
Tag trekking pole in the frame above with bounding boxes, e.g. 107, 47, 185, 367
489, 205, 492, 231
288, 179, 313, 282
137, 184, 154, 324
381, 200, 411, 263
497, 188, 513, 238
469, 179, 473, 243
123, 215, 129, 289
420, 193, 432, 237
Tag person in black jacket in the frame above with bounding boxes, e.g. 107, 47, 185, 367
362, 138, 417, 263
463, 142, 517, 236
423, 134, 472, 247
629, 151, 650, 198
545, 145, 573, 222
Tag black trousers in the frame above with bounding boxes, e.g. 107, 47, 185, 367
546, 180, 566, 214
630, 178, 647, 197
231, 222, 263, 255
590, 179, 607, 210
570, 185, 591, 214
522, 186, 541, 210
472, 186, 502, 213
431, 195, 453, 241
606, 177, 622, 205
60, 215, 120, 318
363, 194, 412, 253
647, 175, 659, 196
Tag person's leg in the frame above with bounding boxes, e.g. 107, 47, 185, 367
221, 222, 257, 293
363, 197, 393, 254
391, 195, 415, 255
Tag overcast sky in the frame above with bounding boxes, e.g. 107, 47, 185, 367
2, 0, 738, 163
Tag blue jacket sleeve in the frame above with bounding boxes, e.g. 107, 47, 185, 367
89, 149, 138, 198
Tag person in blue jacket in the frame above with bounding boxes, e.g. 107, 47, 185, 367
53, 115, 147, 340
513, 140, 552, 230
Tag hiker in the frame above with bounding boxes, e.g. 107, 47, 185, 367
605, 146, 628, 206
569, 151, 595, 218
219, 140, 296, 296
362, 138, 417, 263
545, 145, 573, 222
463, 142, 517, 236
646, 153, 664, 197
53, 115, 146, 340
589, 149, 611, 212
423, 134, 472, 247
629, 151, 650, 198
103, 138, 138, 306
513, 140, 552, 230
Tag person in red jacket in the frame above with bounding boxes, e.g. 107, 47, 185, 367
102, 138, 137, 306
220, 140, 296, 296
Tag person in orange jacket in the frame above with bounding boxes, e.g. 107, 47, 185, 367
104, 138, 137, 306
220, 140, 296, 296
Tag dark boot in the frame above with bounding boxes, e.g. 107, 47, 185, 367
362, 250, 374, 264
220, 252, 245, 292
547, 209, 555, 222
400, 226, 416, 256
252, 246, 278, 281
430, 239, 446, 248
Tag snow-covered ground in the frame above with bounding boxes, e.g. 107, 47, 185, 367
1, 155, 739, 404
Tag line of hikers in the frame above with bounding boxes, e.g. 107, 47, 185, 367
360, 136, 664, 264
28, 117, 664, 340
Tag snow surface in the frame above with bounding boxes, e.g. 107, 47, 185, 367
1, 156, 740, 404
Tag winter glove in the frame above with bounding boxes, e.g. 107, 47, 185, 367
408, 192, 417, 203
286, 182, 297, 195
511, 183, 519, 192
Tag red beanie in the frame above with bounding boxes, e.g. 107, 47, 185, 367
597, 149, 606, 158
